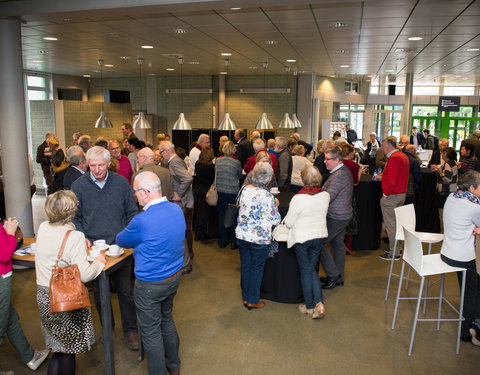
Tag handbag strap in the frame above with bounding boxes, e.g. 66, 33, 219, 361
235, 184, 247, 206
55, 230, 73, 264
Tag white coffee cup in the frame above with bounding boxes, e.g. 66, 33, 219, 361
94, 239, 106, 248
109, 244, 121, 254
29, 243, 37, 253
270, 187, 279, 194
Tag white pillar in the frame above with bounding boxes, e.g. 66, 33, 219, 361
402, 72, 414, 135
218, 74, 225, 127
0, 18, 34, 236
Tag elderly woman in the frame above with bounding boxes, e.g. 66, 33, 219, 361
284, 166, 330, 318
290, 145, 313, 193
364, 132, 381, 173
1, 218, 50, 372
46, 136, 67, 194
36, 190, 106, 374
236, 162, 281, 309
243, 151, 278, 190
441, 170, 480, 347
194, 147, 216, 241
216, 141, 242, 249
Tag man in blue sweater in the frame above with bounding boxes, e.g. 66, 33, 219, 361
71, 146, 139, 350
117, 171, 185, 375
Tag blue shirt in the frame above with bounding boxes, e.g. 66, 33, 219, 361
116, 199, 185, 282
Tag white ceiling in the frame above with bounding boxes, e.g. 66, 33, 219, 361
2, 0, 480, 86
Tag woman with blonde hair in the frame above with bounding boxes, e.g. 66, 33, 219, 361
290, 144, 313, 193
46, 136, 67, 194
36, 190, 106, 374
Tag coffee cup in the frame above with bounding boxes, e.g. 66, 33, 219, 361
109, 245, 121, 255
94, 239, 106, 248
270, 187, 279, 194
90, 246, 101, 257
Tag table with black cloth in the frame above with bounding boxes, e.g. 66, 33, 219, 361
414, 168, 440, 233
260, 191, 303, 304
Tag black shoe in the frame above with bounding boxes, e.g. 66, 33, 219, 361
379, 253, 400, 260
322, 275, 344, 290
231, 242, 238, 250
219, 241, 229, 249
319, 276, 329, 284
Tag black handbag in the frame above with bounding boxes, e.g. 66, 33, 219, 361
223, 186, 246, 229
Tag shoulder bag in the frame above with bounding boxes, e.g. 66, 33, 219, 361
49, 230, 91, 313
272, 219, 289, 242
51, 160, 70, 174
206, 168, 218, 206
223, 185, 246, 229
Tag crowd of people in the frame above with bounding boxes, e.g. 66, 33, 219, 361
1, 124, 479, 374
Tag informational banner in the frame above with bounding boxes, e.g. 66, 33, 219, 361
438, 96, 460, 112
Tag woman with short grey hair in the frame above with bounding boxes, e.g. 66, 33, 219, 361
235, 162, 281, 310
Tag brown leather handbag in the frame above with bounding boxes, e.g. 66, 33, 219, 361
49, 230, 91, 313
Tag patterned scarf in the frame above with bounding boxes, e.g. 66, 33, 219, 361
452, 190, 480, 205
297, 186, 323, 196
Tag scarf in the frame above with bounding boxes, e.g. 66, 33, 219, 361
452, 190, 480, 205
297, 186, 323, 196
369, 141, 378, 158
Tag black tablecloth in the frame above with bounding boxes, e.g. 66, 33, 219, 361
415, 168, 440, 233
260, 192, 303, 304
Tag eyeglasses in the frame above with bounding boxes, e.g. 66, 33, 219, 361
133, 188, 150, 194
159, 149, 167, 154
325, 157, 337, 161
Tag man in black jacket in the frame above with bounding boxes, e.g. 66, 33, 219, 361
63, 146, 87, 190
35, 132, 54, 194
409, 126, 425, 149
234, 128, 254, 167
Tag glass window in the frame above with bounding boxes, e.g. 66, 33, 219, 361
443, 87, 475, 96
448, 106, 474, 117
27, 76, 45, 88
27, 90, 46, 100
369, 86, 379, 95
413, 86, 439, 95
412, 105, 437, 117
394, 86, 405, 95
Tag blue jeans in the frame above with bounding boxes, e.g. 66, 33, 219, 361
217, 191, 237, 245
295, 238, 325, 309
237, 239, 270, 304
134, 275, 181, 375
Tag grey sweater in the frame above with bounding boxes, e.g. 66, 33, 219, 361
71, 171, 138, 244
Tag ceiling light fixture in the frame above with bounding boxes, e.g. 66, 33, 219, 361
94, 58, 113, 129
279, 65, 294, 129
83, 74, 91, 78
173, 28, 187, 34
336, 49, 348, 54
173, 57, 192, 130
133, 58, 151, 130
221, 53, 232, 56
43, 36, 58, 41
264, 40, 278, 45
467, 48, 479, 52
220, 71, 228, 75
249, 66, 257, 70
340, 65, 350, 68
218, 58, 236, 130
141, 45, 154, 49
104, 64, 114, 67
230, 7, 241, 10
166, 68, 175, 71
408, 36, 423, 41
119, 56, 130, 60
291, 68, 302, 128
333, 22, 348, 28
32, 59, 43, 63
149, 73, 156, 76
286, 59, 296, 63
189, 61, 200, 65
39, 50, 48, 54
256, 61, 273, 130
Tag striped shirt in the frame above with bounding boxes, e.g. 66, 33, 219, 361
323, 164, 353, 220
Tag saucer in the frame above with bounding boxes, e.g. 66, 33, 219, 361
106, 249, 124, 258
92, 244, 109, 252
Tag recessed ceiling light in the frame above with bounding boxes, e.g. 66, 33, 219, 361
467, 48, 479, 52
340, 65, 350, 68
329, 75, 336, 78
395, 48, 405, 53
264, 40, 278, 45
38, 49, 48, 54
408, 36, 423, 41
286, 59, 296, 63
32, 59, 43, 63
230, 7, 241, 10
249, 66, 258, 70
43, 36, 57, 41
173, 28, 187, 34
119, 56, 130, 60
220, 71, 228, 75
442, 63, 448, 67
455, 75, 462, 78
189, 61, 200, 65
166, 68, 175, 71
142, 45, 154, 49
333, 22, 349, 28
336, 49, 349, 54
62, 18, 72, 22
221, 53, 232, 56
83, 74, 91, 78
149, 73, 156, 76
385, 69, 394, 73
104, 64, 114, 67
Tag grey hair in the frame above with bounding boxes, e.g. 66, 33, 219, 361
251, 162, 273, 186
253, 138, 266, 152
78, 135, 91, 146
198, 133, 210, 143
275, 136, 287, 149
134, 171, 162, 194
325, 146, 344, 162
251, 131, 261, 140
457, 170, 480, 191
161, 140, 175, 152
86, 145, 111, 163
66, 145, 86, 166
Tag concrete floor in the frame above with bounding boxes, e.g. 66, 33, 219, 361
1, 193, 478, 374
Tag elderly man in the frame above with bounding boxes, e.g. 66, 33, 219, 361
274, 136, 293, 192
63, 145, 87, 190
290, 133, 313, 156
121, 122, 138, 141
218, 135, 229, 155
318, 146, 353, 289
398, 135, 410, 150
250, 130, 261, 142
159, 141, 194, 274
428, 138, 449, 167
314, 139, 334, 185
72, 131, 83, 146
36, 132, 54, 194
71, 146, 139, 350
134, 147, 173, 201
108, 139, 133, 183
234, 129, 254, 167
188, 134, 210, 174
378, 137, 410, 260
243, 138, 277, 176
78, 134, 92, 153
117, 172, 184, 375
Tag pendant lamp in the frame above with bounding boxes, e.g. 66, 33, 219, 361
255, 61, 273, 129
94, 59, 113, 128
291, 68, 302, 128
218, 58, 237, 130
133, 58, 151, 129
278, 66, 295, 129
173, 57, 192, 130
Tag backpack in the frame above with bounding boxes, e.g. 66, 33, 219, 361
432, 135, 439, 151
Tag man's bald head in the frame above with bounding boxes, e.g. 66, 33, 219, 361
405, 144, 416, 155
137, 147, 155, 169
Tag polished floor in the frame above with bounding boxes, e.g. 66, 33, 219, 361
1, 193, 478, 374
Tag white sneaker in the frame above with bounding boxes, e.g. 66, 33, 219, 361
26, 349, 50, 371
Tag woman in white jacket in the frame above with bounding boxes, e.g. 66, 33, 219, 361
284, 165, 330, 319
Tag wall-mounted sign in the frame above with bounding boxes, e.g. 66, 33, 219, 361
438, 96, 460, 112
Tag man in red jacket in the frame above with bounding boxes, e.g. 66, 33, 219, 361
378, 137, 409, 260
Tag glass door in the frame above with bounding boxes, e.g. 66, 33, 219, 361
373, 109, 402, 140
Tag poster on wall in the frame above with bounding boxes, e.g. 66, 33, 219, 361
438, 96, 460, 112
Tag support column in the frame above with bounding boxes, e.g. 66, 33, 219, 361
402, 72, 414, 136
0, 18, 34, 236
297, 74, 315, 143
218, 74, 225, 127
